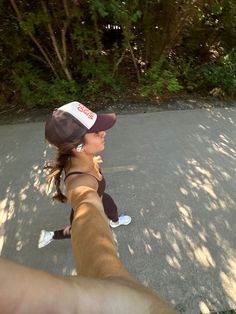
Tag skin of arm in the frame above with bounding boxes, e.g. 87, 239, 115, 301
0, 176, 178, 314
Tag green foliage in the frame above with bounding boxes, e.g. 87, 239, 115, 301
13, 62, 81, 107
1, 0, 236, 108
131, 9, 142, 22
200, 49, 236, 97
12, 59, 122, 106
173, 49, 236, 97
140, 60, 183, 96
80, 58, 123, 100
72, 25, 99, 57
174, 57, 200, 91
20, 11, 49, 34
90, 0, 109, 17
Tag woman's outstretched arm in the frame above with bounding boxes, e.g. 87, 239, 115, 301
0, 187, 177, 314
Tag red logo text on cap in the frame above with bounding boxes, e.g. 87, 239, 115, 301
77, 104, 95, 120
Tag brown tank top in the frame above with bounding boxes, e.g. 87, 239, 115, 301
64, 171, 106, 197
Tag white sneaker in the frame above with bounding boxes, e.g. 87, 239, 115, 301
38, 230, 54, 248
110, 215, 132, 228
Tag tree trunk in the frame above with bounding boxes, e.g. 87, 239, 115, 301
41, 1, 73, 80
10, 0, 59, 79
128, 42, 141, 82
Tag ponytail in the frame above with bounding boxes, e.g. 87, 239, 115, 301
45, 151, 71, 203
45, 137, 85, 203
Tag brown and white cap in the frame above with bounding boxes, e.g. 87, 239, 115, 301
45, 101, 116, 148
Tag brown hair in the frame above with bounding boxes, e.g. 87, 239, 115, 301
45, 136, 85, 203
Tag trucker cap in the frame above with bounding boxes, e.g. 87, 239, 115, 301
45, 101, 116, 148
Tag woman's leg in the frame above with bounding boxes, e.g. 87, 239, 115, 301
38, 209, 74, 247
53, 227, 71, 239
53, 208, 74, 239
102, 193, 132, 228
53, 193, 127, 238
54, 192, 130, 239
39, 193, 129, 249
102, 193, 119, 222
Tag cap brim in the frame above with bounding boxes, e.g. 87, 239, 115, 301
87, 113, 116, 133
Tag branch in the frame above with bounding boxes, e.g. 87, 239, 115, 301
62, 0, 70, 61
41, 1, 63, 66
41, 0, 72, 80
61, 20, 69, 64
63, 0, 70, 18
112, 49, 127, 78
10, 0, 21, 20
10, 0, 59, 79
128, 42, 141, 82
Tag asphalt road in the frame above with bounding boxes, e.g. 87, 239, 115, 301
0, 107, 236, 313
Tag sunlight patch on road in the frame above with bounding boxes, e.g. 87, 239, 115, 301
176, 201, 193, 228
194, 246, 216, 268
149, 229, 161, 241
0, 198, 8, 255
220, 268, 236, 306
199, 301, 210, 313
103, 165, 137, 173
127, 244, 135, 256
166, 254, 181, 270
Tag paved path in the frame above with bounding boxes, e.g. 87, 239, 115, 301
0, 108, 236, 313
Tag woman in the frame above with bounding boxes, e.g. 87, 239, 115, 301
38, 101, 131, 248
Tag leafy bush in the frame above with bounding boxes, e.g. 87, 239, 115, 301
140, 59, 183, 96
200, 49, 236, 97
80, 58, 123, 100
13, 62, 81, 107
173, 57, 200, 91
12, 60, 122, 106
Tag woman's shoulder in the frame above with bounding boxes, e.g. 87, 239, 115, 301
66, 173, 101, 211
65, 172, 99, 198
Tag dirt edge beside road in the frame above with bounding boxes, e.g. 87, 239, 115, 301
0, 96, 235, 125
